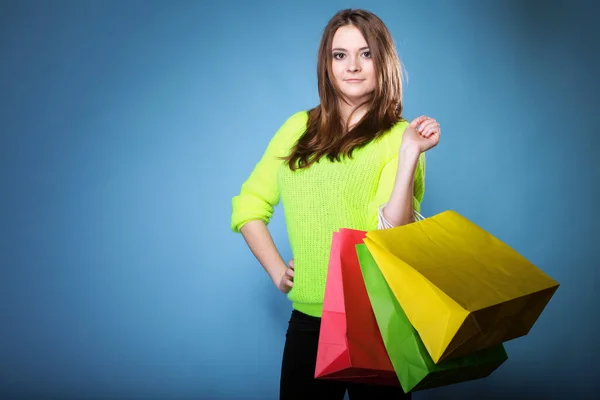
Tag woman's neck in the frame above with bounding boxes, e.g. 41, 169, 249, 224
339, 99, 369, 131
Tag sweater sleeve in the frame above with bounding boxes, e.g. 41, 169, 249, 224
230, 111, 307, 233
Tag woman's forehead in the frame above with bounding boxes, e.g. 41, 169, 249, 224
332, 25, 368, 49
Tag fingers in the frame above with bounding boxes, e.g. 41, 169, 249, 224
421, 124, 439, 138
410, 115, 428, 128
278, 261, 296, 294
280, 260, 296, 293
416, 118, 435, 132
283, 265, 294, 289
285, 267, 295, 278
418, 119, 440, 138
411, 115, 441, 139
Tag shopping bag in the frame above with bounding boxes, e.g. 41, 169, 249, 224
363, 210, 559, 363
356, 243, 508, 393
315, 229, 399, 386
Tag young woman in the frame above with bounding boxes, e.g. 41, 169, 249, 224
231, 8, 441, 400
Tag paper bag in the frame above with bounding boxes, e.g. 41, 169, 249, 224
315, 229, 399, 386
356, 243, 508, 392
363, 210, 559, 363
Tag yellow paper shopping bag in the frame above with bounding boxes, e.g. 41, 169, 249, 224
363, 210, 559, 364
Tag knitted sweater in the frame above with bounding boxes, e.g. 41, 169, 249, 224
230, 110, 426, 317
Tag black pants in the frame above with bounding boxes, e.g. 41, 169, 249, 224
280, 310, 411, 400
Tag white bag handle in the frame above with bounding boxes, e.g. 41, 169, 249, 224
377, 203, 425, 229
414, 209, 425, 222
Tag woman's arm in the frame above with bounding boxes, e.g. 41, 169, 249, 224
231, 112, 307, 293
240, 220, 293, 293
381, 117, 440, 227
381, 146, 421, 226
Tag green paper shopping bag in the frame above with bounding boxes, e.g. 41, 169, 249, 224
356, 243, 508, 393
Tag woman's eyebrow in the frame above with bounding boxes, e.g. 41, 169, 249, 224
332, 46, 370, 52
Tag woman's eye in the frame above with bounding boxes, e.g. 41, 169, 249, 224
333, 53, 345, 59
362, 51, 371, 58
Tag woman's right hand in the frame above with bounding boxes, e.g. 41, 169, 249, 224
277, 259, 294, 294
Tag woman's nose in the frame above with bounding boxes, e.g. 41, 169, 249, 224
347, 57, 361, 72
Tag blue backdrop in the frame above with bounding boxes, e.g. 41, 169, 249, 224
1, 0, 598, 399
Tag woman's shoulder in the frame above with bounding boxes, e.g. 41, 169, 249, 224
264, 110, 309, 155
286, 109, 310, 124
387, 118, 410, 141
279, 109, 309, 128
378, 118, 410, 155
274, 110, 309, 139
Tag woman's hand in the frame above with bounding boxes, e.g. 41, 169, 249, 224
403, 115, 441, 153
277, 259, 294, 294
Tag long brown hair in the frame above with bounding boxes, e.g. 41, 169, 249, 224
284, 9, 404, 171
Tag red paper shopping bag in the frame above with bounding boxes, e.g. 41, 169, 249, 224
314, 228, 399, 386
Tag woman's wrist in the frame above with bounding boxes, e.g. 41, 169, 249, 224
270, 262, 287, 286
399, 143, 421, 163
396, 146, 420, 182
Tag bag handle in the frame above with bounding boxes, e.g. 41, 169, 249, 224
414, 209, 425, 222
377, 204, 426, 229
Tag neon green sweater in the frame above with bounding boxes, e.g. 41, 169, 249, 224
231, 110, 425, 317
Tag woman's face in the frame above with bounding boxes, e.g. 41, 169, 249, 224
330, 25, 376, 105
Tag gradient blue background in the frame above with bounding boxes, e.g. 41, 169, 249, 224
1, 0, 598, 399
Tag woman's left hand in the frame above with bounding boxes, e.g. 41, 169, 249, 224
402, 115, 441, 153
